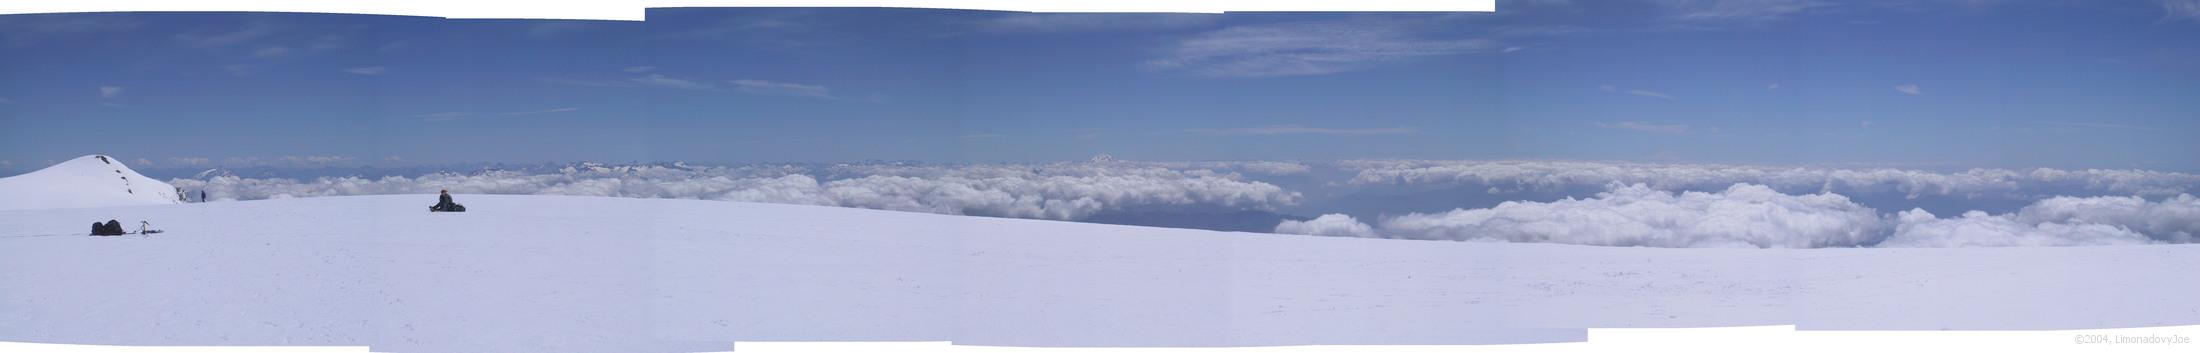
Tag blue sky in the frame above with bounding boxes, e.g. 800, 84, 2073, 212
2, 1, 2197, 172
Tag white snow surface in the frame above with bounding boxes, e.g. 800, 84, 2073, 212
3, 195, 2198, 353
0, 155, 183, 211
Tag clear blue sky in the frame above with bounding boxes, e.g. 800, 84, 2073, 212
2, 1, 2196, 172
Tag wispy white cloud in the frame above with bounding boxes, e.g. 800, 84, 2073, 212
1501, 46, 1527, 53
416, 107, 577, 122
413, 112, 472, 122
0, 14, 144, 46
166, 157, 212, 166
975, 13, 1217, 33
342, 66, 389, 75
174, 20, 281, 48
2027, 121, 2135, 129
1146, 17, 1497, 78
306, 34, 345, 52
1596, 121, 1690, 134
731, 79, 832, 98
527, 21, 598, 39
1647, 0, 1832, 23
2163, 0, 2200, 22
1894, 84, 1924, 95
251, 46, 291, 58
0, 96, 11, 104
622, 66, 655, 73
1860, 120, 1876, 128
278, 155, 357, 164
99, 86, 124, 99
1766, 83, 1781, 90
501, 107, 580, 116
1625, 89, 1677, 100
1186, 125, 1417, 135
222, 64, 256, 76
630, 74, 716, 90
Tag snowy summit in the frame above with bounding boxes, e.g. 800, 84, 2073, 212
0, 155, 183, 211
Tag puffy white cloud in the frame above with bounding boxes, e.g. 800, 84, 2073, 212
2013, 194, 2200, 244
1274, 214, 1377, 237
168, 162, 1301, 222
1340, 160, 2200, 199
1881, 209, 2154, 247
1374, 183, 1888, 248
1280, 179, 2200, 248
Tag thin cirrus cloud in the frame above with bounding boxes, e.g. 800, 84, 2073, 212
2027, 121, 2135, 129
342, 66, 389, 75
974, 13, 1217, 33
1625, 89, 1676, 100
730, 79, 832, 98
172, 20, 281, 48
1185, 125, 1417, 136
630, 73, 716, 90
501, 107, 580, 116
1599, 85, 1675, 100
99, 86, 124, 98
251, 46, 292, 58
1595, 121, 1689, 134
2160, 0, 2200, 22
415, 107, 578, 122
1650, 0, 1832, 23
1145, 17, 1498, 78
1894, 84, 1923, 95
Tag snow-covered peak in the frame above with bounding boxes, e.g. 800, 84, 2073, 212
0, 155, 185, 211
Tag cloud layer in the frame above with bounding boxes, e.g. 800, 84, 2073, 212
1340, 160, 2200, 199
1361, 183, 1889, 248
169, 161, 1303, 222
1276, 183, 2200, 248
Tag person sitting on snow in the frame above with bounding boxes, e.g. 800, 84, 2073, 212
430, 189, 466, 212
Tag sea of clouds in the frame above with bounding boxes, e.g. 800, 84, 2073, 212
1340, 160, 2200, 199
162, 159, 2200, 248
169, 161, 1304, 221
1278, 183, 2200, 248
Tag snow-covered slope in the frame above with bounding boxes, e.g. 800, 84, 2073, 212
1, 195, 2196, 353
0, 155, 183, 211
